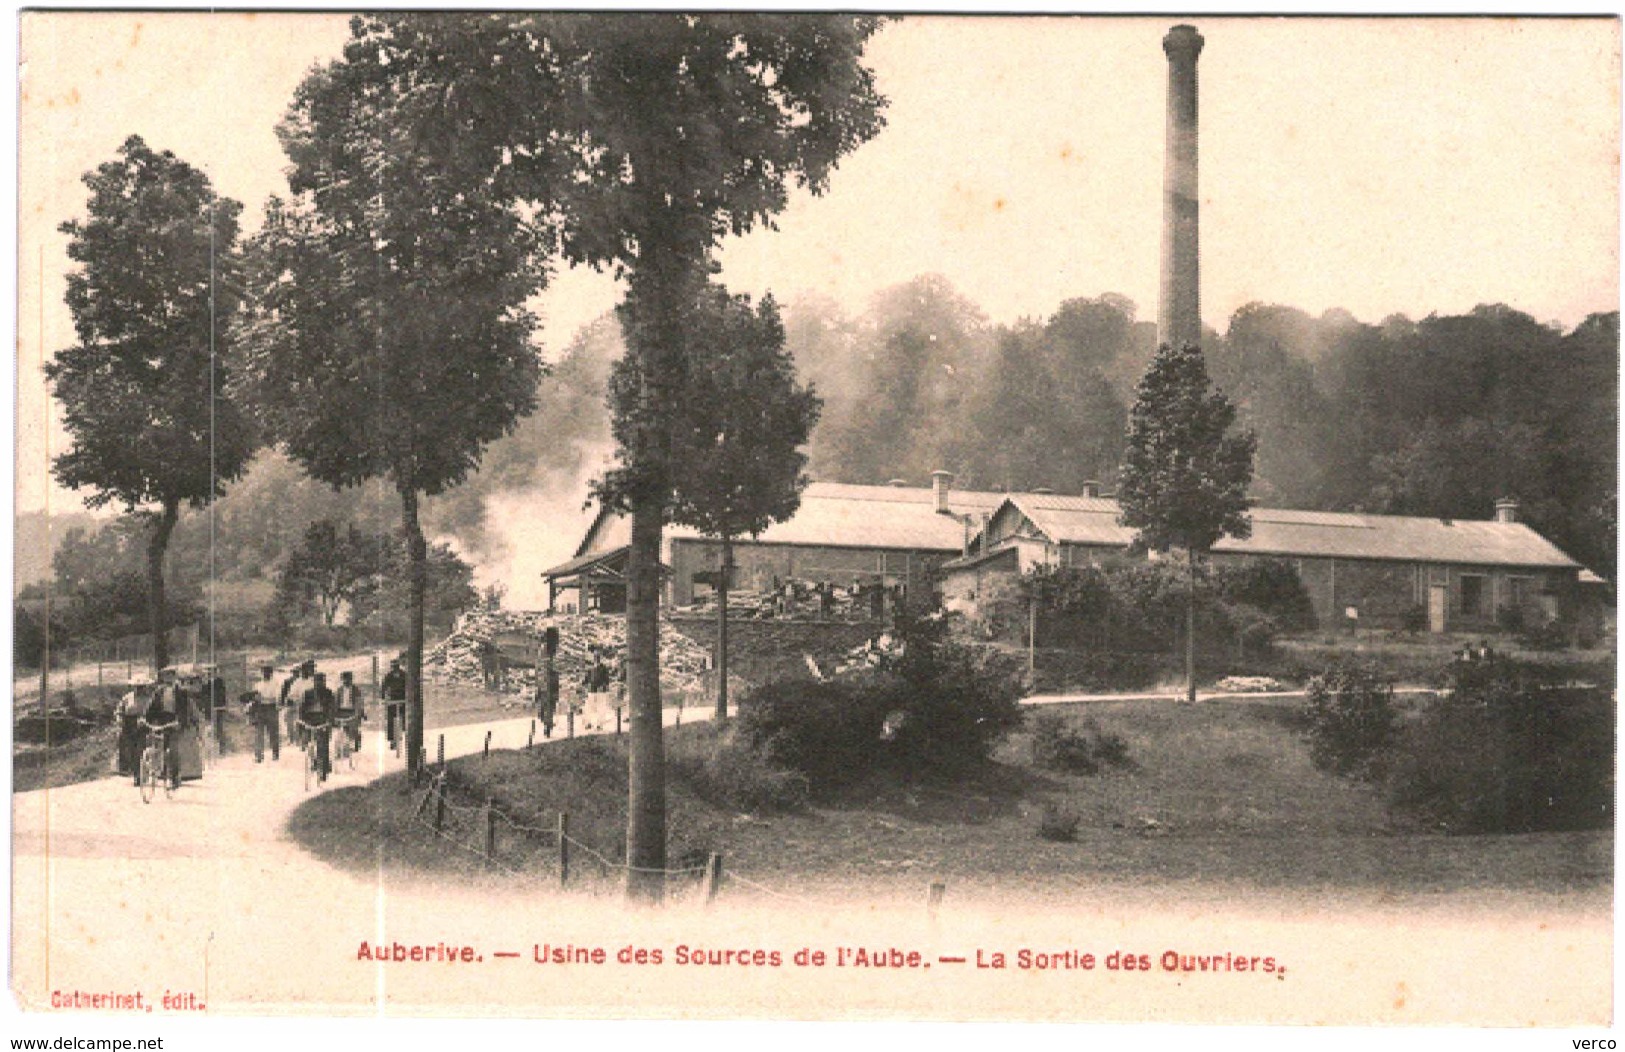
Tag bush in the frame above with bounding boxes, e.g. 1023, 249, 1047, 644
1301, 663, 1398, 781
1384, 661, 1614, 834
1028, 711, 1131, 775
737, 613, 1024, 787
1037, 803, 1081, 842
667, 724, 809, 813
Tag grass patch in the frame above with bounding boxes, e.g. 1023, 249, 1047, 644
287, 698, 1611, 904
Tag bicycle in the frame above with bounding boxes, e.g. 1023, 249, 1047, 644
332, 713, 360, 772
296, 718, 331, 792
136, 720, 176, 804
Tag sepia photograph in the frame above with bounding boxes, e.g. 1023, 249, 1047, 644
10, 9, 1619, 1034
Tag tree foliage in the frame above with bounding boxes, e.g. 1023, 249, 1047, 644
273, 520, 384, 626
46, 135, 255, 670
665, 288, 821, 541
1117, 343, 1256, 554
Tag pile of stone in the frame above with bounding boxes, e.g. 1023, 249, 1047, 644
673, 578, 880, 622
425, 610, 714, 699
1213, 675, 1287, 694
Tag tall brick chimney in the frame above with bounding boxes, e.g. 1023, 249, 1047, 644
1159, 24, 1204, 351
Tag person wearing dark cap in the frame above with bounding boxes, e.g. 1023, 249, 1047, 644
298, 671, 336, 783
380, 657, 408, 751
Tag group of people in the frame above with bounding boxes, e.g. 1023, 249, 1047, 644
530, 633, 624, 739
242, 659, 395, 782
116, 664, 227, 790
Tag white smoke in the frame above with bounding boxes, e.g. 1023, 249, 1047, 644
468, 439, 617, 610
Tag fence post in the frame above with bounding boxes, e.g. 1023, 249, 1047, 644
927, 881, 946, 922
557, 812, 570, 888
437, 733, 445, 769
701, 853, 724, 907
371, 652, 379, 696
567, 708, 575, 740
484, 798, 496, 869
413, 779, 436, 820
483, 729, 492, 762
434, 777, 447, 832
616, 706, 623, 736
528, 720, 536, 750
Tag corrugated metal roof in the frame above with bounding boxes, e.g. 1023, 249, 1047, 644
1004, 496, 1580, 568
570, 482, 1581, 571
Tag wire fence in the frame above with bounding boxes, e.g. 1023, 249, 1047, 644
403, 737, 812, 908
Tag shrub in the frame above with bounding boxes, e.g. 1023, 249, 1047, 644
1301, 663, 1397, 781
1028, 711, 1131, 775
667, 724, 809, 813
1036, 803, 1081, 842
737, 613, 1024, 787
1384, 661, 1614, 834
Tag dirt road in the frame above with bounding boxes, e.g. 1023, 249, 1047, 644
11, 707, 1611, 1024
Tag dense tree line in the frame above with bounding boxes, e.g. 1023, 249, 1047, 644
792, 281, 1615, 580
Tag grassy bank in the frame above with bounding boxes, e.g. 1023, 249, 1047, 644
286, 698, 1612, 907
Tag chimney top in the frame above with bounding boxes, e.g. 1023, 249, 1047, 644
1163, 24, 1204, 59
1081, 480, 1101, 498
931, 470, 954, 514
1032, 487, 1055, 495
1494, 498, 1519, 524
887, 478, 908, 488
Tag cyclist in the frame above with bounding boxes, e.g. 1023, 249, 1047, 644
334, 670, 365, 754
138, 668, 183, 791
297, 670, 336, 784
380, 657, 407, 751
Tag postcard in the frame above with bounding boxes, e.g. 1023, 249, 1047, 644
11, 11, 1616, 1032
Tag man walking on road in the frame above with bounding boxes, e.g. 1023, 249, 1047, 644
245, 663, 282, 762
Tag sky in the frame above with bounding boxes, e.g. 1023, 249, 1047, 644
15, 13, 1621, 523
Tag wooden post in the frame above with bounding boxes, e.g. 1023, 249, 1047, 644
413, 780, 436, 820
927, 881, 946, 921
616, 706, 623, 736
434, 778, 447, 832
483, 729, 492, 761
527, 720, 536, 749
567, 708, 575, 740
371, 652, 379, 696
557, 812, 570, 888
437, 732, 445, 769
701, 853, 724, 906
484, 799, 496, 869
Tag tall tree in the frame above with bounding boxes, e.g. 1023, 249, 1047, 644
327, 13, 886, 901
1117, 343, 1255, 703
46, 135, 254, 673
664, 287, 821, 720
232, 46, 553, 778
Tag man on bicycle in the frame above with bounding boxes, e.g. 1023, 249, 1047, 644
297, 670, 336, 784
380, 657, 407, 751
334, 670, 365, 753
138, 667, 183, 790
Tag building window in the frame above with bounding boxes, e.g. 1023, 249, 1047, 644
1459, 574, 1489, 618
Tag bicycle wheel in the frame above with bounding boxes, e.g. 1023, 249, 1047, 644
139, 748, 157, 804
343, 730, 356, 771
304, 744, 315, 792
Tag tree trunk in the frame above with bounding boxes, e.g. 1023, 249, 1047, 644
715, 536, 732, 721
400, 482, 428, 780
625, 495, 667, 904
147, 500, 179, 674
1185, 547, 1197, 704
